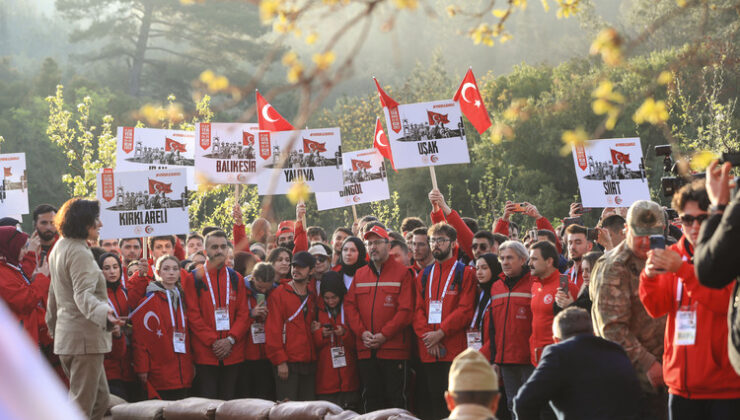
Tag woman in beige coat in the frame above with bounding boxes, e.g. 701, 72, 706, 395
46, 198, 124, 419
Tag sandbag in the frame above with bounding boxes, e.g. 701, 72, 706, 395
324, 410, 359, 420
268, 400, 344, 420
110, 400, 172, 420
214, 398, 276, 420
162, 397, 223, 420
354, 408, 419, 420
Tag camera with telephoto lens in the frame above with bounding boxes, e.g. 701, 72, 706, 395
656, 145, 740, 197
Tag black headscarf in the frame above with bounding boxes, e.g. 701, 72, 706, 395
339, 236, 367, 277
320, 271, 347, 318
98, 252, 123, 290
473, 253, 502, 329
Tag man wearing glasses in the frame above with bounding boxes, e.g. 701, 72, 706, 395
344, 223, 415, 413
413, 223, 476, 419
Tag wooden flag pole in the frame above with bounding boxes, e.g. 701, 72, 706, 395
142, 237, 148, 262
234, 184, 241, 202
351, 204, 358, 223
429, 166, 438, 190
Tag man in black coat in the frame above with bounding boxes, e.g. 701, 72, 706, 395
513, 307, 640, 420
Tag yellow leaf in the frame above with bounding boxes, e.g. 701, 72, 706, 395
560, 127, 588, 156
305, 32, 318, 45
492, 9, 507, 18
282, 51, 298, 66
541, 0, 550, 12
657, 71, 673, 85
592, 99, 611, 115
199, 70, 215, 84
690, 150, 718, 172
312, 51, 336, 70
287, 181, 311, 204
392, 0, 418, 10
446, 5, 458, 17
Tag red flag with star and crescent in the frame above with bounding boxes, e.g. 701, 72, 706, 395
351, 159, 372, 171
303, 138, 327, 153
3, 167, 10, 177
373, 117, 397, 172
427, 110, 450, 125
453, 68, 491, 134
256, 90, 295, 132
165, 137, 186, 153
148, 179, 173, 194
610, 149, 631, 165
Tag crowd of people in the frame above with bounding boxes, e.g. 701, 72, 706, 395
2, 160, 740, 420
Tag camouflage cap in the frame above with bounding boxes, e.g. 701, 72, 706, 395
626, 200, 665, 236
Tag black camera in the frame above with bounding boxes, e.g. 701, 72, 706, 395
656, 145, 740, 196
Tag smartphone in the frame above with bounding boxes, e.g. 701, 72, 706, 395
512, 203, 528, 213
649, 235, 665, 250
528, 229, 537, 242
256, 293, 266, 306
563, 217, 582, 228
322, 323, 333, 329
559, 275, 569, 292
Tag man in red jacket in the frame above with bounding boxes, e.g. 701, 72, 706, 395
344, 224, 414, 413
182, 230, 250, 400
640, 181, 740, 419
413, 222, 476, 419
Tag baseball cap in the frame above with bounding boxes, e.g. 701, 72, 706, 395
292, 251, 316, 268
0, 217, 21, 228
626, 200, 665, 236
448, 348, 498, 392
363, 225, 389, 241
277, 220, 295, 234
308, 244, 329, 257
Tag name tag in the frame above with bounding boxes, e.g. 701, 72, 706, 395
251, 322, 266, 344
173, 331, 186, 354
675, 305, 697, 346
215, 308, 230, 331
331, 346, 347, 368
429, 300, 443, 324
466, 331, 482, 350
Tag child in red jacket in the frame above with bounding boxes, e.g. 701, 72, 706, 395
313, 271, 360, 410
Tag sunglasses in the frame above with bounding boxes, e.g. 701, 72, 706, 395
679, 214, 709, 225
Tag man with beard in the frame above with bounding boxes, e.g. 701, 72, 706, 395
410, 227, 434, 276
564, 225, 594, 290
33, 204, 58, 263
413, 223, 476, 419
277, 221, 296, 251
118, 238, 142, 267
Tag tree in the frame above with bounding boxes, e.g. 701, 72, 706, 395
56, 0, 269, 97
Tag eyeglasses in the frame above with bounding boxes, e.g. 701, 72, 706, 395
679, 214, 709, 225
365, 239, 388, 247
428, 237, 451, 245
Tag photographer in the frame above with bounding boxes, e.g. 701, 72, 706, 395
694, 160, 740, 375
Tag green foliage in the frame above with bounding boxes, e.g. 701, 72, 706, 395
370, 191, 402, 230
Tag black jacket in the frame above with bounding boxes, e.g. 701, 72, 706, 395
695, 188, 740, 374
513, 334, 640, 420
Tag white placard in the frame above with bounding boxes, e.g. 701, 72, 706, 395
257, 128, 344, 195
115, 127, 196, 189
0, 153, 29, 215
315, 149, 390, 211
571, 138, 650, 208
97, 168, 189, 239
194, 123, 265, 185
383, 99, 470, 169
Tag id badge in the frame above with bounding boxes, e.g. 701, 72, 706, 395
331, 346, 347, 368
214, 307, 230, 331
251, 322, 266, 344
675, 304, 697, 346
173, 331, 186, 354
429, 300, 443, 324
466, 331, 482, 350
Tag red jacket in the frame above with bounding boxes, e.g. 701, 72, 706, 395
530, 270, 579, 365
344, 257, 415, 360
313, 305, 360, 395
413, 257, 476, 363
233, 223, 251, 254
480, 271, 534, 365
128, 266, 188, 309
565, 264, 584, 290
430, 208, 475, 262
105, 284, 135, 382
265, 282, 317, 365
639, 237, 740, 399
494, 217, 562, 254
244, 285, 267, 361
0, 262, 49, 346
131, 288, 194, 391
293, 221, 308, 254
182, 264, 250, 366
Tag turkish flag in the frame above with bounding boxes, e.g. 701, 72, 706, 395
303, 138, 327, 153
373, 77, 402, 133
256, 91, 294, 132
148, 179, 173, 194
243, 131, 254, 146
3, 167, 10, 177
165, 137, 186, 153
427, 110, 450, 125
351, 159, 371, 171
610, 149, 631, 165
373, 117, 397, 172
453, 68, 492, 134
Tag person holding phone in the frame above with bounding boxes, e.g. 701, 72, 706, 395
494, 201, 563, 254
640, 181, 740, 419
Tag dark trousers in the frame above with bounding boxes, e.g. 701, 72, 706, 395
158, 388, 189, 401
357, 357, 408, 413
108, 379, 138, 402
423, 362, 452, 420
274, 362, 316, 402
194, 363, 240, 400
669, 393, 740, 420
239, 360, 276, 401
500, 363, 534, 414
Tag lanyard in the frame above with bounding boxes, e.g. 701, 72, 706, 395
429, 262, 458, 301
328, 305, 345, 324
7, 263, 31, 285
166, 289, 186, 329
121, 272, 126, 289
288, 294, 309, 322
205, 265, 230, 308
570, 266, 577, 284
471, 290, 491, 329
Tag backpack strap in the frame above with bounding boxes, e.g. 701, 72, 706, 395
420, 264, 434, 296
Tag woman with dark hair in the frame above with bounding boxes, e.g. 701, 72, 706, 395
46, 198, 124, 420
97, 252, 136, 401
313, 271, 360, 409
234, 251, 258, 278
469, 253, 503, 350
267, 246, 292, 283
337, 237, 367, 290
557, 250, 602, 312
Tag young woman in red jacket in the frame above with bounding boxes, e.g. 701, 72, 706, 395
132, 255, 194, 400
313, 271, 360, 410
98, 252, 137, 401
267, 247, 292, 283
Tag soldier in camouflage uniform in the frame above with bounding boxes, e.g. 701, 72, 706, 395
590, 200, 668, 419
